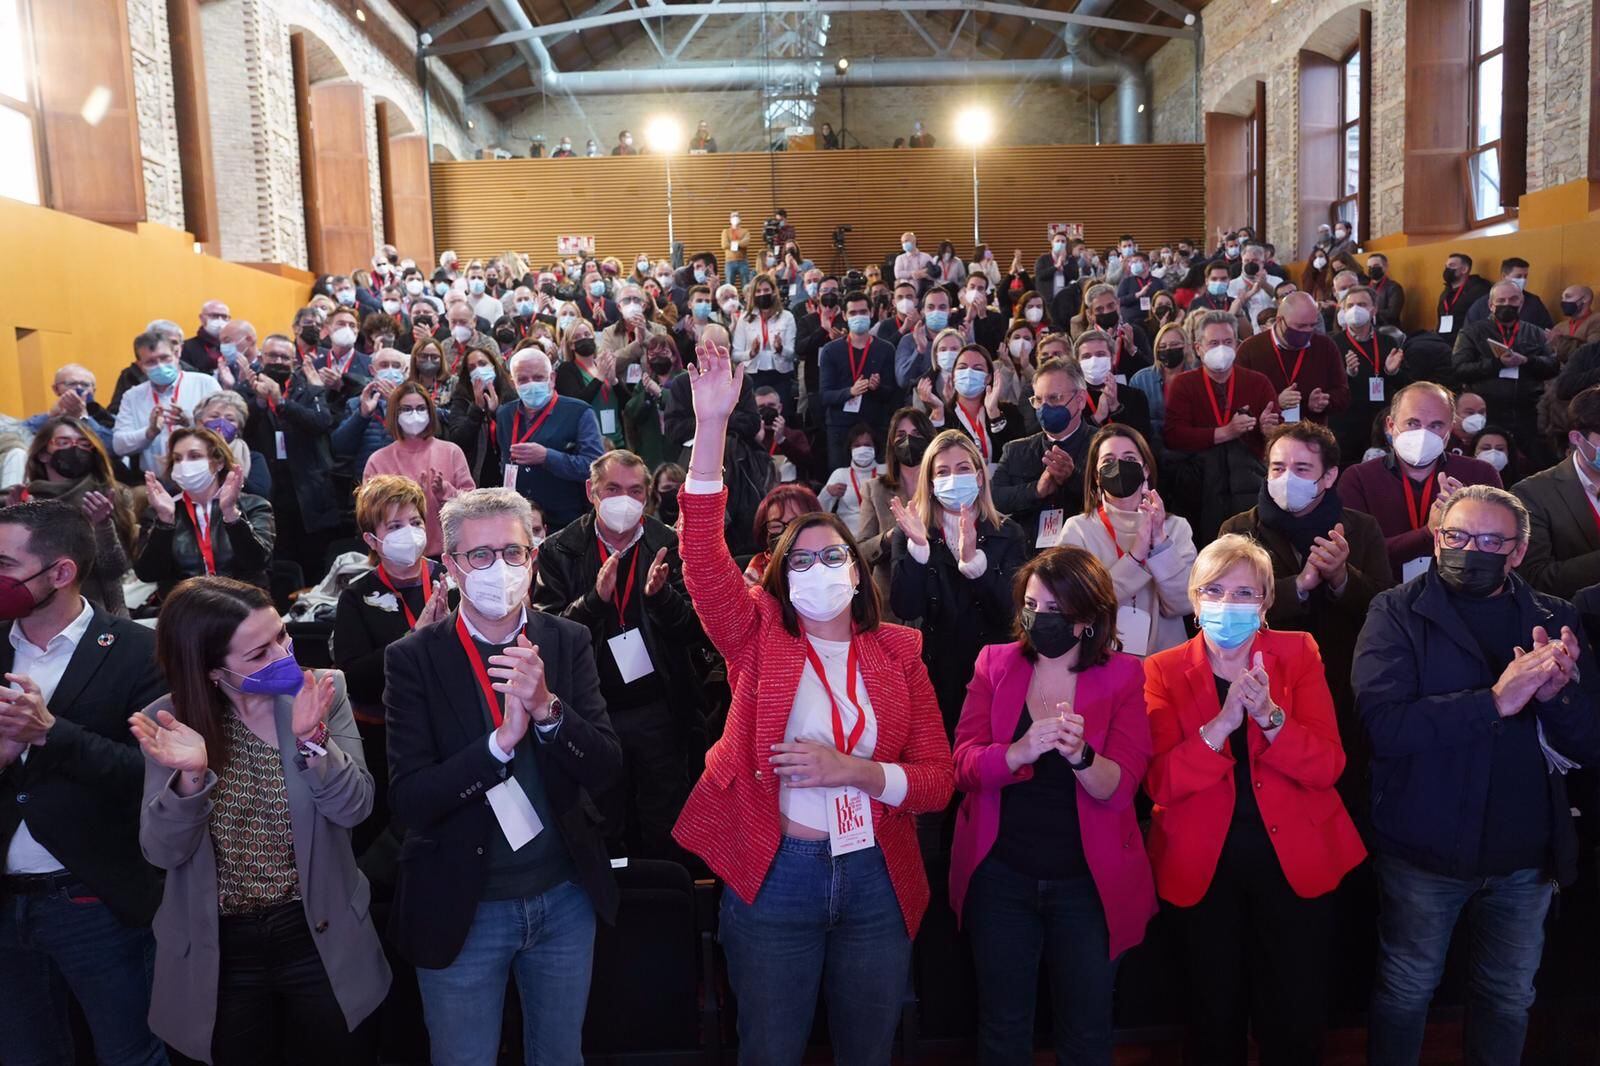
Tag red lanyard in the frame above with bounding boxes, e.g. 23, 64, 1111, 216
1096, 507, 1125, 559
448, 341, 470, 376
325, 350, 355, 376
1202, 371, 1236, 427
1270, 335, 1307, 391
956, 400, 990, 460
153, 372, 183, 408
1569, 311, 1593, 338
594, 534, 641, 621
759, 316, 771, 352
848, 466, 865, 506
1401, 471, 1436, 531
1442, 281, 1468, 314
847, 339, 869, 380
1113, 331, 1127, 372
376, 564, 433, 628
1495, 319, 1522, 348
801, 637, 866, 755
513, 398, 558, 444
182, 494, 217, 575
1083, 387, 1099, 416
455, 612, 524, 729
1345, 329, 1381, 375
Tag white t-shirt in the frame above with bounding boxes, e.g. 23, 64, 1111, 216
822, 462, 885, 536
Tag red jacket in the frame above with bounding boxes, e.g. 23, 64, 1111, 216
1236, 329, 1351, 424
671, 488, 954, 936
1143, 629, 1366, 907
1162, 365, 1279, 457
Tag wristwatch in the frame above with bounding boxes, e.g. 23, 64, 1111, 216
535, 696, 565, 731
1065, 743, 1096, 772
1264, 706, 1285, 730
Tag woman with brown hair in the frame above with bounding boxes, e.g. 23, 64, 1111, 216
444, 344, 516, 488
15, 416, 133, 614
744, 482, 824, 584
362, 381, 475, 557
134, 426, 274, 600
950, 546, 1156, 1064
856, 407, 936, 621
406, 335, 452, 407
131, 576, 388, 1064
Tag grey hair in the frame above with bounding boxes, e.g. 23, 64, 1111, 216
509, 348, 551, 376
1333, 270, 1362, 288
1034, 356, 1087, 391
440, 488, 534, 553
1197, 309, 1239, 337
1342, 285, 1375, 306
195, 389, 249, 425
146, 318, 182, 339
1439, 484, 1531, 546
372, 347, 410, 370
1084, 283, 1116, 306
1491, 279, 1522, 301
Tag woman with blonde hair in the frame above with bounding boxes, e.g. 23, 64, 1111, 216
888, 428, 1025, 732
1131, 321, 1198, 449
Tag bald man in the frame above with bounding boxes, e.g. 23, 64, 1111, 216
1555, 285, 1600, 362
215, 319, 258, 392
181, 299, 231, 372
1237, 290, 1351, 425
497, 349, 605, 528
22, 364, 117, 451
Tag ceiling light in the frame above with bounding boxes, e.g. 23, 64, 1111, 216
467, 120, 475, 129
836, 57, 849, 73
355, 8, 366, 21
645, 114, 683, 153
954, 105, 993, 148
1137, 103, 1145, 113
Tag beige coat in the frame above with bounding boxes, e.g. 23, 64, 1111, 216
1058, 507, 1196, 657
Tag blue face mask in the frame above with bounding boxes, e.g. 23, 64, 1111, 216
1197, 601, 1262, 649
335, 289, 356, 306
1037, 402, 1073, 435
694, 268, 708, 283
936, 348, 958, 373
516, 300, 534, 317
933, 472, 981, 510
470, 364, 498, 386
146, 362, 179, 388
220, 341, 240, 362
434, 282, 450, 296
692, 302, 712, 320
902, 241, 916, 254
376, 367, 407, 386
588, 281, 606, 298
1207, 280, 1229, 297
847, 314, 871, 335
924, 309, 949, 331
519, 380, 552, 408
469, 279, 486, 295
557, 314, 576, 332
805, 283, 819, 298
954, 367, 988, 398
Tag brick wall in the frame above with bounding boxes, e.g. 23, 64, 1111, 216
127, 0, 185, 229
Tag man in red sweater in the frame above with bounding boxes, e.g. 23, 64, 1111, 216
1238, 291, 1350, 427
1336, 381, 1502, 582
1163, 309, 1281, 459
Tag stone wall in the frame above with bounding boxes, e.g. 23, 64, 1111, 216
1528, 0, 1591, 193
126, 0, 185, 230
1148, 36, 1199, 145
1369, 0, 1406, 239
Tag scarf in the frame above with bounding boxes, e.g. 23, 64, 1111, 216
1255, 481, 1343, 561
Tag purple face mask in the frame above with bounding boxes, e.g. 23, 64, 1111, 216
203, 417, 238, 443
223, 641, 304, 696
1280, 324, 1315, 350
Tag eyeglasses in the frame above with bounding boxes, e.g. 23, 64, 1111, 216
1437, 528, 1512, 553
787, 545, 852, 572
1030, 391, 1080, 407
448, 545, 532, 569
1196, 585, 1266, 604
49, 438, 93, 451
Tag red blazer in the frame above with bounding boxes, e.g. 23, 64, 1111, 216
949, 642, 1157, 959
672, 488, 954, 936
1161, 366, 1278, 458
1143, 629, 1365, 907
1236, 329, 1351, 423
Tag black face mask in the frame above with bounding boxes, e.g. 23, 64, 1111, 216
1494, 304, 1520, 325
1094, 310, 1120, 331
1561, 300, 1583, 318
573, 338, 598, 359
1097, 458, 1145, 500
648, 356, 674, 376
819, 292, 840, 309
893, 434, 930, 468
754, 292, 776, 311
1242, 261, 1261, 277
1022, 608, 1081, 659
539, 282, 557, 295
1157, 346, 1186, 369
298, 325, 322, 347
414, 319, 435, 332
1436, 547, 1507, 598
1443, 267, 1459, 285
494, 330, 516, 346
262, 363, 293, 385
1367, 264, 1386, 280
48, 448, 92, 480
1153, 305, 1173, 322
656, 489, 680, 525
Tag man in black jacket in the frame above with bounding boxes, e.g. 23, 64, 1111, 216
385, 487, 621, 1064
991, 358, 1092, 551
1436, 251, 1492, 341
179, 298, 230, 372
0, 501, 168, 1066
1452, 280, 1559, 467
1353, 485, 1600, 1066
535, 450, 705, 859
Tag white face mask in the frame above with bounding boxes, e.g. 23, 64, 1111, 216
895, 298, 915, 316
1201, 345, 1236, 373
379, 526, 426, 568
406, 279, 425, 296
1340, 305, 1372, 329
596, 494, 644, 534
202, 318, 224, 338
451, 324, 473, 344
331, 327, 357, 349
788, 563, 855, 622
1392, 427, 1446, 467
1080, 355, 1112, 386
397, 410, 431, 437
171, 458, 216, 495
1266, 471, 1322, 513
1008, 337, 1032, 358
851, 446, 876, 469
1024, 306, 1044, 324
1460, 412, 1487, 435
1476, 447, 1509, 471
460, 558, 531, 619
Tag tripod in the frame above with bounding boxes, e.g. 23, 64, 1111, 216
829, 237, 849, 275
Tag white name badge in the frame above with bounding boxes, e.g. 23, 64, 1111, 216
275, 431, 288, 460
1438, 315, 1454, 333
1036, 507, 1065, 548
607, 628, 655, 684
730, 241, 740, 252
486, 778, 543, 850
1114, 373, 1128, 385
1281, 405, 1301, 424
825, 785, 875, 856
1402, 556, 1431, 583
842, 394, 863, 413
600, 408, 618, 435
503, 463, 520, 488
625, 362, 643, 385
1369, 377, 1385, 403
1116, 603, 1152, 657
1498, 365, 1520, 379
1140, 297, 1152, 311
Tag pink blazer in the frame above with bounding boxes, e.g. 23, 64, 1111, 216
949, 641, 1157, 959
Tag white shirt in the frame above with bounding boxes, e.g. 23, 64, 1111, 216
906, 512, 989, 578
1573, 453, 1600, 521
731, 311, 797, 373
473, 294, 506, 323
0, 446, 26, 491
1227, 272, 1285, 334
779, 634, 908, 832
112, 372, 221, 470
5, 597, 95, 874
823, 462, 885, 536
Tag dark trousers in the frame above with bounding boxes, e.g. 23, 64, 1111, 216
965, 856, 1120, 1066
209, 901, 370, 1066
0, 877, 166, 1066
1172, 832, 1336, 1066
602, 698, 691, 860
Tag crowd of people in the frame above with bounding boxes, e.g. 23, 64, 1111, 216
4, 219, 1600, 1066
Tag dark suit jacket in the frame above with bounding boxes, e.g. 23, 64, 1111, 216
581, 296, 620, 329
384, 609, 622, 969
817, 335, 899, 432
180, 334, 222, 373
1512, 457, 1600, 600
990, 425, 1092, 550
0, 607, 166, 924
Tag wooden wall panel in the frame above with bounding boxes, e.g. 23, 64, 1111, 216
428, 145, 1206, 272
308, 79, 374, 280
1205, 112, 1250, 241
1297, 50, 1342, 255
28, 0, 145, 224
388, 133, 434, 268
1404, 0, 1471, 235
167, 0, 218, 249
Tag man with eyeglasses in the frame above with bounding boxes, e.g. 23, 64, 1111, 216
1511, 386, 1600, 600
385, 486, 621, 1066
24, 365, 116, 453
534, 450, 704, 860
991, 357, 1093, 552
1353, 484, 1600, 1066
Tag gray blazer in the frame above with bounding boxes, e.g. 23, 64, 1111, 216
138, 671, 391, 1063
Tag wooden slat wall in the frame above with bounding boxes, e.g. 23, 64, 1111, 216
308, 79, 375, 280
428, 145, 1205, 271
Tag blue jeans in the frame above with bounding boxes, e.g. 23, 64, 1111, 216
0, 879, 166, 1066
415, 880, 596, 1066
727, 260, 752, 289
1369, 854, 1553, 1066
719, 837, 911, 1065
964, 856, 1119, 1066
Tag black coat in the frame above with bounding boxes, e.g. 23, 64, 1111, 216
132, 493, 275, 598
445, 379, 518, 489
384, 609, 623, 968
180, 334, 222, 373
990, 425, 1092, 548
0, 609, 166, 924
244, 370, 342, 533
332, 563, 449, 711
